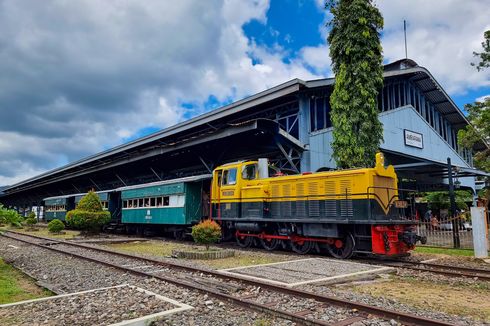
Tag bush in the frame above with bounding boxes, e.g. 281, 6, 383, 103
66, 191, 110, 233
25, 217, 37, 226
26, 211, 36, 220
191, 219, 222, 250
48, 219, 65, 233
0, 207, 23, 228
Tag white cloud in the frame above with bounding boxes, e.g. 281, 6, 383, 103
476, 94, 490, 102
0, 0, 323, 185
378, 0, 490, 94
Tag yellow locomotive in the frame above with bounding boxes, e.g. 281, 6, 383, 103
211, 153, 425, 258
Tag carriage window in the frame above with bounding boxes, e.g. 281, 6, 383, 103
144, 198, 150, 207
223, 168, 237, 185
138, 199, 144, 207
163, 196, 170, 206
123, 201, 127, 208
150, 197, 156, 207
242, 164, 257, 180
156, 197, 163, 207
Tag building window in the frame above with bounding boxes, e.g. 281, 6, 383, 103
310, 96, 331, 132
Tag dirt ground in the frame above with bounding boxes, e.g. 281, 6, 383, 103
342, 275, 490, 322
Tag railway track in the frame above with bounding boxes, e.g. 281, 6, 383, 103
374, 259, 490, 281
1, 230, 455, 326
209, 239, 490, 282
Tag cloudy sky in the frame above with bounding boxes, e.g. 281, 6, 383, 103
0, 0, 489, 186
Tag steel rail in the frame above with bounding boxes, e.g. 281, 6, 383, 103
2, 231, 454, 326
0, 232, 327, 326
377, 260, 490, 281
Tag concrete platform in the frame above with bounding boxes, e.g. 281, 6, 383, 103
219, 258, 393, 287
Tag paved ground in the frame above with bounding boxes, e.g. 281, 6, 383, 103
220, 258, 392, 287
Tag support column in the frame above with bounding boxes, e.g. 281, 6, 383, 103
447, 157, 460, 248
298, 93, 310, 172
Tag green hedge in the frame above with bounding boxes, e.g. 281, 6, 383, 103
65, 191, 110, 233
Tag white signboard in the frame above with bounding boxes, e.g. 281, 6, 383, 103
404, 129, 423, 149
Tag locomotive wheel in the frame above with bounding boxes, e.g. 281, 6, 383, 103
236, 235, 254, 248
326, 233, 355, 259
290, 240, 314, 254
260, 233, 280, 251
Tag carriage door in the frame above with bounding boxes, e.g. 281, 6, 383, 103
220, 167, 240, 219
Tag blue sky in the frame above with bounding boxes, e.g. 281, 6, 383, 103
0, 0, 488, 184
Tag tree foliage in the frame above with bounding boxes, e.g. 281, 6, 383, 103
66, 191, 111, 233
424, 190, 473, 211
471, 30, 490, 71
191, 219, 222, 250
457, 97, 490, 172
327, 0, 384, 168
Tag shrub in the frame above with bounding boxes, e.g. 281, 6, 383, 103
25, 217, 37, 226
48, 219, 65, 233
26, 211, 36, 220
66, 191, 110, 233
191, 219, 222, 250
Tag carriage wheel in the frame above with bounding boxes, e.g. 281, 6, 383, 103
260, 233, 280, 251
173, 230, 185, 241
290, 240, 314, 254
326, 233, 355, 259
236, 235, 254, 248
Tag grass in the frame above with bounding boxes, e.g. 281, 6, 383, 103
1, 226, 80, 239
414, 246, 476, 257
104, 240, 290, 269
0, 258, 53, 304
346, 275, 490, 322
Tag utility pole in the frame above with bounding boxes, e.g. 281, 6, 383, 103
447, 157, 460, 248
404, 20, 408, 59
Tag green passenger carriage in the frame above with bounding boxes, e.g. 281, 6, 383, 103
43, 195, 75, 221
118, 175, 211, 235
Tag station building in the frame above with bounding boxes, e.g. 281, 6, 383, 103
1, 59, 488, 209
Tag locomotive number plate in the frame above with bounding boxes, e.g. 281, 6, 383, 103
394, 200, 408, 208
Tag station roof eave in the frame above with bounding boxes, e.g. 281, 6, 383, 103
3, 80, 305, 193
386, 149, 490, 179
3, 119, 305, 195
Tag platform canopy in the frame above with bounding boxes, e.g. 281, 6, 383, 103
2, 119, 304, 206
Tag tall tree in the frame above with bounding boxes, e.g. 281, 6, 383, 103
458, 30, 490, 172
327, 0, 384, 168
471, 30, 490, 71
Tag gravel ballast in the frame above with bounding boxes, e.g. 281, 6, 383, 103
0, 285, 178, 326
0, 236, 288, 326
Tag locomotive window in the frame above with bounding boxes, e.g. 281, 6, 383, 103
242, 164, 257, 180
223, 168, 237, 185
163, 196, 170, 206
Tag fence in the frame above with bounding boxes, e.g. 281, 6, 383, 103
415, 212, 489, 250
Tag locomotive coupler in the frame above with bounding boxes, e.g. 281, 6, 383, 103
398, 231, 427, 246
